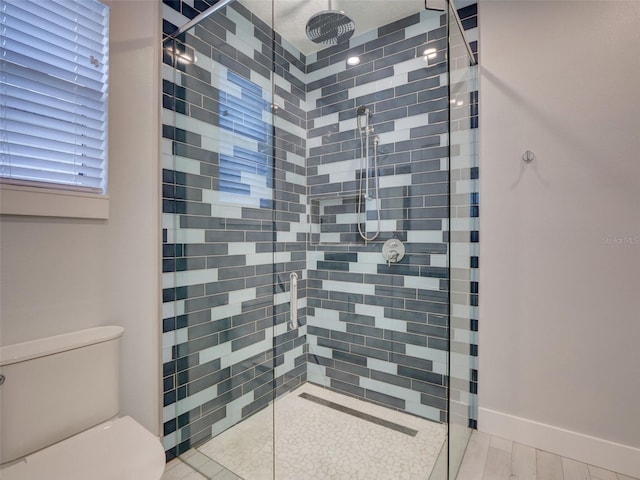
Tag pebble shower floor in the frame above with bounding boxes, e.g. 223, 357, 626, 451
165, 383, 446, 480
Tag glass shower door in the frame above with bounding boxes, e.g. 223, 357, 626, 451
272, 1, 453, 479
446, 1, 479, 477
162, 1, 279, 477
161, 0, 479, 478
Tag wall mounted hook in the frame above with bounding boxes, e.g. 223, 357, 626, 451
522, 150, 535, 163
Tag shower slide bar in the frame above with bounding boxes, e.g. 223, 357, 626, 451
290, 272, 298, 329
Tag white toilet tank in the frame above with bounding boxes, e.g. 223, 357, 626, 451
0, 325, 164, 480
0, 326, 123, 464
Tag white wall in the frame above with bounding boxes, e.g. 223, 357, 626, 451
0, 0, 161, 435
106, 0, 162, 435
479, 1, 640, 476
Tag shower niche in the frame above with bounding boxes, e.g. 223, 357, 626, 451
309, 194, 372, 245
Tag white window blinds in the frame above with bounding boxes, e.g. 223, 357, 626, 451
0, 0, 109, 194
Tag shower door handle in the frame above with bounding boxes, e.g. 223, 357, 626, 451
290, 272, 298, 329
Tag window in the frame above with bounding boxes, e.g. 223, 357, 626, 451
0, 0, 109, 195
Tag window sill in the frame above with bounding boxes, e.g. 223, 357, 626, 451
0, 184, 109, 219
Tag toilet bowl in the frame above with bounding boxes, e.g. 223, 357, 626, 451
0, 326, 165, 479
0, 417, 165, 480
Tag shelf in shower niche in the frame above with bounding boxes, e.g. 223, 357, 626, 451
310, 194, 369, 246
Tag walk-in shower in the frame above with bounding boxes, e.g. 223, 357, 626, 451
162, 0, 478, 478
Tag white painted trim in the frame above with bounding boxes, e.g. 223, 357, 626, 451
478, 407, 640, 478
0, 184, 109, 219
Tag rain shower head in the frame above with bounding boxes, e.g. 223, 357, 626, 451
305, 1, 355, 46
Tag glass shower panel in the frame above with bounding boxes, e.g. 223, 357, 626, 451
161, 0, 479, 478
161, 2, 279, 476
446, 1, 479, 477
272, 2, 452, 479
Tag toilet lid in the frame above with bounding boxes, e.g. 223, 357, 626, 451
1, 416, 165, 480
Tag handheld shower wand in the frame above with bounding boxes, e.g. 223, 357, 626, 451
356, 105, 370, 130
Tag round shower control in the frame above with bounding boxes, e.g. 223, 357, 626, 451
382, 239, 405, 266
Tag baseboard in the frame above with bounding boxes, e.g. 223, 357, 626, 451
478, 407, 640, 478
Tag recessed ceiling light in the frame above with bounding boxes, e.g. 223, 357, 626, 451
346, 56, 361, 66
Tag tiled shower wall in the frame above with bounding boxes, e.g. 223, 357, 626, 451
304, 4, 478, 425
161, 0, 479, 457
304, 11, 452, 422
304, 1, 479, 429
161, 0, 309, 458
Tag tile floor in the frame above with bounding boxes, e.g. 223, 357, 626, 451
161, 393, 638, 480
456, 431, 639, 480
162, 458, 208, 480
163, 382, 446, 480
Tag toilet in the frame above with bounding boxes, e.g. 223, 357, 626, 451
0, 326, 165, 479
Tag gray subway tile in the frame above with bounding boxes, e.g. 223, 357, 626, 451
375, 49, 415, 70
219, 323, 256, 343
366, 337, 405, 354
331, 330, 365, 346
371, 369, 411, 389
355, 66, 394, 87
333, 350, 368, 366
407, 322, 448, 339
397, 365, 443, 385
189, 317, 231, 339
384, 330, 427, 347
396, 76, 440, 96
346, 323, 384, 339
307, 74, 338, 92
428, 337, 448, 351
326, 367, 360, 386
412, 379, 447, 398
333, 360, 370, 378
187, 367, 232, 396
421, 393, 447, 410
384, 33, 427, 56
320, 78, 355, 96
378, 13, 420, 37
184, 293, 228, 313
339, 312, 376, 326
232, 330, 266, 352
318, 336, 350, 352
330, 378, 365, 398
350, 344, 389, 362
365, 29, 405, 52
366, 389, 405, 410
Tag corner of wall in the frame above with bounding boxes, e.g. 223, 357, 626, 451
107, 0, 162, 435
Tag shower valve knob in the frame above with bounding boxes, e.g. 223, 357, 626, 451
382, 239, 405, 266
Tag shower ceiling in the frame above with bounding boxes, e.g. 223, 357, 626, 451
240, 0, 471, 55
